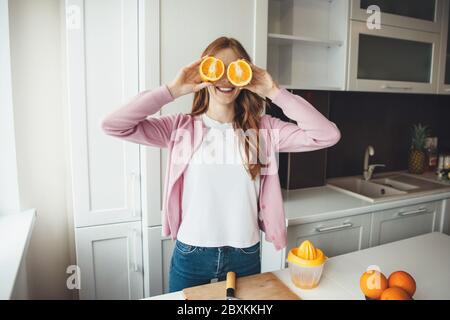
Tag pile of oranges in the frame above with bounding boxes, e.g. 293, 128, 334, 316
360, 269, 416, 300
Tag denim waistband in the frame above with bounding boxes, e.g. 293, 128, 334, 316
176, 239, 260, 251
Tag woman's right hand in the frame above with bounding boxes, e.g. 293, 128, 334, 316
167, 56, 213, 99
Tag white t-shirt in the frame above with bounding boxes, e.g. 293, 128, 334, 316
176, 112, 261, 248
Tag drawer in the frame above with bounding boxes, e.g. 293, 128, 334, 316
376, 201, 438, 218
287, 213, 371, 262
370, 200, 441, 247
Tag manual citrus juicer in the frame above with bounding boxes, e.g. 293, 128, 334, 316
287, 240, 327, 289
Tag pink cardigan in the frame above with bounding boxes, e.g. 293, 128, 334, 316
101, 85, 341, 251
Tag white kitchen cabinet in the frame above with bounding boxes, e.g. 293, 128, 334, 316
347, 20, 440, 94
438, 0, 450, 94
262, 213, 371, 272
146, 226, 175, 296
75, 221, 144, 300
287, 214, 371, 262
65, 0, 144, 301
66, 0, 141, 228
350, 0, 443, 33
370, 201, 442, 247
266, 0, 349, 90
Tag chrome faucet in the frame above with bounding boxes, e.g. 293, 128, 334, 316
363, 145, 386, 181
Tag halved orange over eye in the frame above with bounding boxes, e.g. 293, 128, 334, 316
199, 56, 225, 82
227, 59, 252, 87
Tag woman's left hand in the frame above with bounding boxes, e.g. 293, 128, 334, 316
239, 61, 280, 100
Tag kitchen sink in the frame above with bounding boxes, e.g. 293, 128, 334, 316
370, 176, 419, 191
327, 172, 450, 203
327, 177, 406, 202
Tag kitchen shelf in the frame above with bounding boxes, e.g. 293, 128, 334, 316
268, 33, 343, 48
267, 0, 349, 91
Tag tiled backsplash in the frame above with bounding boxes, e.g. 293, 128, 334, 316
268, 90, 450, 188
327, 91, 450, 178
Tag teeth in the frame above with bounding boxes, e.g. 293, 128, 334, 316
217, 87, 233, 92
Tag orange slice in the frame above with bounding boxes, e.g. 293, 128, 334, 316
199, 57, 225, 82
227, 59, 252, 87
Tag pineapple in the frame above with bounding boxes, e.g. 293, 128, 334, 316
408, 124, 429, 174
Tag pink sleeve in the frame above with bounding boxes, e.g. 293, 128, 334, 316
100, 84, 177, 148
267, 88, 341, 153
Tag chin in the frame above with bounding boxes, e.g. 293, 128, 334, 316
209, 87, 239, 104
215, 96, 237, 104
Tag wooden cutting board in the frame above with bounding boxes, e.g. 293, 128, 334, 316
182, 272, 300, 300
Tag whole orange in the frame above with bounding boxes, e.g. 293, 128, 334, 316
388, 271, 416, 297
360, 270, 388, 299
380, 287, 412, 300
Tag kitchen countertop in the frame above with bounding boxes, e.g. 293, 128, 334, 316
0, 209, 36, 300
146, 232, 450, 300
283, 170, 450, 226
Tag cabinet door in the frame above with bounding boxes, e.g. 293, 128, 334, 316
348, 20, 440, 93
146, 226, 175, 297
287, 214, 371, 265
370, 201, 442, 247
438, 0, 450, 94
65, 0, 141, 227
75, 222, 144, 300
350, 0, 443, 33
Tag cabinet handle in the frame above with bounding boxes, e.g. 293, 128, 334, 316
132, 229, 139, 272
316, 222, 353, 233
381, 84, 412, 90
397, 207, 428, 217
130, 172, 139, 217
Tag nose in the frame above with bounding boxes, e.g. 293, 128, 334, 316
215, 77, 233, 87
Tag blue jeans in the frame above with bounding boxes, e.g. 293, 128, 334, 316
169, 240, 261, 293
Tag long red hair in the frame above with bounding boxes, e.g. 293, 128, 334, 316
187, 37, 267, 180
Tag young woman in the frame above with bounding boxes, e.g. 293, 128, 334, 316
101, 37, 341, 293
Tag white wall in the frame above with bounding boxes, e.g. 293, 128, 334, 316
9, 0, 75, 299
0, 0, 21, 215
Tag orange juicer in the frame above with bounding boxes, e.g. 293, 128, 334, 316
287, 240, 327, 289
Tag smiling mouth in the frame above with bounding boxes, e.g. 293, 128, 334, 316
215, 86, 235, 94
